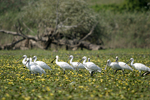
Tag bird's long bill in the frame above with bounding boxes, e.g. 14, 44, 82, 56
51, 58, 56, 63
32, 57, 35, 60
125, 60, 130, 65
67, 57, 70, 63
25, 60, 29, 65
78, 59, 83, 65
16, 57, 23, 62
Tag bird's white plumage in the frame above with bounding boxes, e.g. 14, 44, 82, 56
55, 55, 74, 73
26, 59, 46, 75
81, 56, 101, 74
129, 58, 150, 73
116, 56, 133, 71
22, 55, 27, 65
69, 55, 85, 70
33, 56, 51, 70
106, 59, 122, 70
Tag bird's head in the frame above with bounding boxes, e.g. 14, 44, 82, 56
116, 56, 119, 62
130, 58, 134, 61
105, 59, 110, 70
32, 56, 37, 59
23, 55, 27, 58
69, 55, 73, 59
82, 56, 87, 60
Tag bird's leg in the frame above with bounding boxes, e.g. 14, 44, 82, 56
114, 70, 118, 74
139, 71, 143, 76
142, 71, 150, 76
122, 70, 125, 76
90, 71, 94, 77
63, 70, 65, 74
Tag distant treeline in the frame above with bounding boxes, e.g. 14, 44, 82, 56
92, 0, 150, 12
0, 0, 150, 49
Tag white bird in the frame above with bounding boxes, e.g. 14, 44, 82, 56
105, 59, 123, 74
68, 55, 85, 71
26, 59, 46, 75
33, 56, 51, 70
18, 55, 32, 69
17, 55, 27, 65
79, 56, 101, 76
116, 56, 133, 72
52, 55, 74, 74
126, 58, 150, 76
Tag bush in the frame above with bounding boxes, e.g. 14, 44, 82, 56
19, 0, 104, 44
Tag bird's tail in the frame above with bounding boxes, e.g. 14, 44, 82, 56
130, 67, 133, 71
42, 69, 46, 74
97, 70, 101, 73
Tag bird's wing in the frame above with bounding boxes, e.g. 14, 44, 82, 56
134, 63, 150, 71
110, 62, 122, 69
119, 62, 133, 71
86, 62, 101, 70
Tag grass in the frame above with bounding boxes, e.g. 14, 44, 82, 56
0, 48, 150, 99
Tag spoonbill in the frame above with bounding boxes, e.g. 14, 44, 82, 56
126, 58, 150, 76
105, 59, 124, 74
33, 56, 51, 70
52, 55, 74, 74
26, 59, 46, 75
68, 55, 85, 71
115, 56, 133, 72
79, 56, 101, 76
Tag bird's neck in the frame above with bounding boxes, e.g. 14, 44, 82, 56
83, 59, 87, 65
28, 61, 31, 70
130, 60, 134, 68
22, 57, 27, 64
108, 61, 111, 66
34, 58, 37, 62
70, 57, 73, 64
56, 58, 58, 64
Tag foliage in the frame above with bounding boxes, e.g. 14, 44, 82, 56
92, 0, 150, 12
0, 0, 150, 48
0, 49, 150, 99
0, 0, 38, 14
19, 0, 103, 43
98, 10, 150, 48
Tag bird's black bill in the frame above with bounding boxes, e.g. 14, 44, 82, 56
67, 57, 70, 63
125, 60, 130, 65
16, 57, 23, 62
51, 58, 56, 63
78, 59, 83, 65
25, 60, 29, 65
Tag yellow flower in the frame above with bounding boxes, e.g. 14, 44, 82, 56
24, 96, 31, 100
8, 82, 14, 85
50, 93, 54, 96
2, 97, 5, 100
41, 78, 45, 81
5, 93, 10, 97
78, 86, 84, 89
46, 86, 51, 91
